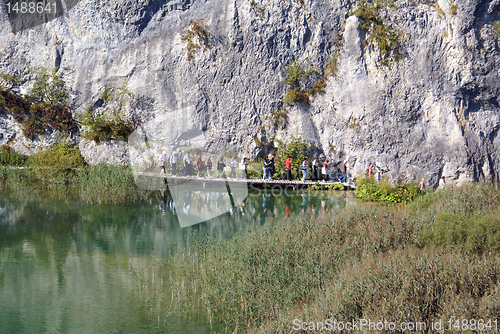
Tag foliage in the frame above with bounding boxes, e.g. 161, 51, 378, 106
325, 51, 340, 76
274, 131, 315, 177
28, 142, 85, 169
417, 184, 500, 254
306, 76, 327, 97
449, 4, 458, 15
283, 61, 317, 89
153, 183, 500, 332
355, 176, 420, 203
0, 67, 77, 140
354, 0, 402, 65
79, 83, 135, 143
77, 164, 156, 205
492, 21, 500, 37
0, 145, 26, 166
283, 88, 309, 105
181, 19, 210, 61
26, 66, 69, 106
282, 61, 321, 107
311, 183, 345, 190
28, 142, 85, 180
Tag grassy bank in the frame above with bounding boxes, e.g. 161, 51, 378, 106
143, 184, 500, 332
0, 164, 161, 205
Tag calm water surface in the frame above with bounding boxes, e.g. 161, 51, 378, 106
0, 187, 358, 333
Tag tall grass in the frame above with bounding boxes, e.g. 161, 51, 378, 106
148, 184, 500, 332
0, 163, 160, 205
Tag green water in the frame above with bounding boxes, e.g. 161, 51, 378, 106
0, 187, 356, 333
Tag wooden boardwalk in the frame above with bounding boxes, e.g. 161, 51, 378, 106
136, 172, 356, 190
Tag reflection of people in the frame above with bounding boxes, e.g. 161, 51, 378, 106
183, 203, 190, 214
285, 205, 290, 216
300, 194, 307, 213
169, 198, 176, 213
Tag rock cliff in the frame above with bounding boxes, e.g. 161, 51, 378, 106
1, 0, 500, 186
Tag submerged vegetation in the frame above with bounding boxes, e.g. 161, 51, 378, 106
138, 184, 500, 332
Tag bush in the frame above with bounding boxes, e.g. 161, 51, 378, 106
79, 83, 135, 143
181, 19, 210, 61
355, 176, 420, 203
274, 132, 315, 176
0, 68, 77, 140
28, 142, 85, 180
283, 88, 309, 105
0, 145, 26, 166
354, 0, 402, 65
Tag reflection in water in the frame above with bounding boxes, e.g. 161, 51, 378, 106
0, 188, 355, 333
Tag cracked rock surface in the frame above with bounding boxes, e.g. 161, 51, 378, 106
1, 0, 499, 186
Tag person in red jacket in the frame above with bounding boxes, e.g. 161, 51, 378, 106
285, 156, 292, 181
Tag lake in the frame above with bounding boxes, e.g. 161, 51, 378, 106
0, 186, 357, 333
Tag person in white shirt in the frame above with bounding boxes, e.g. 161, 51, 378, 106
159, 151, 167, 174
169, 151, 178, 175
229, 156, 237, 178
183, 152, 191, 176
438, 176, 446, 190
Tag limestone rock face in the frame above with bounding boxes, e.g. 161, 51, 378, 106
1, 0, 499, 186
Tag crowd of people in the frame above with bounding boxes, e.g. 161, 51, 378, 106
159, 150, 352, 182
159, 151, 249, 179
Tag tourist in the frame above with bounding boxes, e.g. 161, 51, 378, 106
419, 178, 425, 190
229, 155, 237, 178
322, 159, 329, 181
311, 157, 318, 181
376, 171, 381, 184
183, 151, 191, 176
285, 155, 292, 181
367, 163, 374, 177
195, 155, 203, 177
262, 157, 270, 180
269, 153, 276, 179
217, 156, 225, 178
438, 176, 446, 190
339, 160, 347, 183
205, 157, 212, 177
301, 158, 308, 182
240, 156, 248, 179
159, 151, 167, 174
170, 151, 177, 176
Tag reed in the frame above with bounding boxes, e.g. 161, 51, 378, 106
154, 184, 500, 332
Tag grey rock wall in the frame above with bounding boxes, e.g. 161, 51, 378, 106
0, 0, 499, 186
